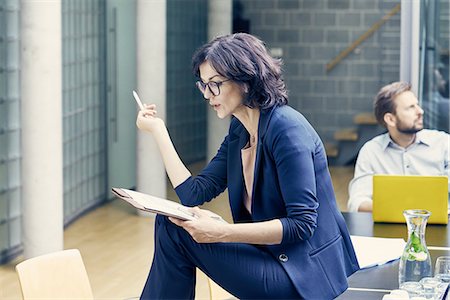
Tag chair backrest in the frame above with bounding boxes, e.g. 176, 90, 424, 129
15, 249, 94, 300
207, 277, 236, 300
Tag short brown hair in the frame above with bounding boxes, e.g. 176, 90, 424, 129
374, 81, 412, 127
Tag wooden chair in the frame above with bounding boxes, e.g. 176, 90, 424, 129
15, 249, 94, 300
207, 277, 237, 300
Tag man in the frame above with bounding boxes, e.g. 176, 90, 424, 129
347, 81, 450, 212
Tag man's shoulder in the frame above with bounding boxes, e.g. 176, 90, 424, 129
418, 129, 449, 145
419, 129, 449, 138
360, 132, 389, 150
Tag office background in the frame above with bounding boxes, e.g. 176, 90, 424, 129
0, 0, 448, 264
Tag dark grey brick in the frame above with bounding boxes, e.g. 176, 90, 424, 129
381, 71, 400, 83
289, 78, 313, 95
277, 29, 300, 43
297, 62, 324, 77
313, 79, 336, 94
381, 35, 401, 46
350, 95, 374, 111
361, 46, 381, 60
297, 62, 310, 76
326, 96, 349, 111
362, 80, 382, 95
338, 13, 361, 27
315, 111, 339, 127
314, 13, 336, 26
302, 0, 326, 10
301, 96, 326, 111
301, 29, 325, 43
277, 0, 300, 9
248, 0, 276, 9
337, 80, 362, 94
289, 45, 312, 59
246, 12, 264, 27
308, 63, 326, 77
289, 12, 312, 26
352, 0, 377, 10
349, 63, 376, 77
311, 46, 336, 60
327, 0, 350, 9
252, 28, 276, 42
284, 61, 300, 76
340, 112, 358, 127
264, 12, 288, 26
326, 29, 349, 44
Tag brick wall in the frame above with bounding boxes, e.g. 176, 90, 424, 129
239, 0, 401, 141
439, 0, 449, 51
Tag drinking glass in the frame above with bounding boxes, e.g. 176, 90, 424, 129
435, 256, 450, 283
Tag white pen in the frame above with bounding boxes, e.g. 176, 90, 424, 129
132, 90, 145, 111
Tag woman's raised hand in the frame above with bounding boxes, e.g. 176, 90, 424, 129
136, 104, 165, 133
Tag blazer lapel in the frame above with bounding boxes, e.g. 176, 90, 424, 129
251, 107, 276, 208
227, 122, 251, 220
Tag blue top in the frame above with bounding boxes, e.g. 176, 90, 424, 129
176, 105, 359, 299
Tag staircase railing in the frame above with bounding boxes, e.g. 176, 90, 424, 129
326, 3, 401, 72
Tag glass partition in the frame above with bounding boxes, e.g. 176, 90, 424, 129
62, 0, 108, 223
420, 0, 449, 133
0, 0, 21, 263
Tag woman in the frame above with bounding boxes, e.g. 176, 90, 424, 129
136, 33, 359, 299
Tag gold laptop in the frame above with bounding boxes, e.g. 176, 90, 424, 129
372, 175, 449, 224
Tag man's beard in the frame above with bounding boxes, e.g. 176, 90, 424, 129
396, 120, 423, 134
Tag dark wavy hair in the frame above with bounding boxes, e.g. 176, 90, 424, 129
374, 81, 411, 127
192, 33, 288, 109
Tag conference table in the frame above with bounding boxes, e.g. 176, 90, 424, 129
338, 212, 450, 300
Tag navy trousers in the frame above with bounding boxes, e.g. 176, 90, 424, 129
140, 215, 300, 300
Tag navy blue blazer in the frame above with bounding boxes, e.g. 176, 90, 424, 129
176, 105, 359, 299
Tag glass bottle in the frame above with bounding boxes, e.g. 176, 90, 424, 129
399, 209, 432, 286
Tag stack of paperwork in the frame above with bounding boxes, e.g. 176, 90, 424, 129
350, 235, 406, 269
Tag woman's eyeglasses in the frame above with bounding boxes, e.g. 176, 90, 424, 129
196, 79, 230, 97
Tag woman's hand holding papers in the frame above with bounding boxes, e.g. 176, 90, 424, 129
169, 207, 230, 243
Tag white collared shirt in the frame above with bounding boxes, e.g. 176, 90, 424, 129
347, 129, 450, 212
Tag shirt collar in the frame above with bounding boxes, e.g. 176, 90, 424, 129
380, 132, 391, 150
382, 130, 430, 150
415, 130, 431, 146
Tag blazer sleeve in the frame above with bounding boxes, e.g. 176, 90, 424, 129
175, 135, 229, 206
266, 116, 320, 243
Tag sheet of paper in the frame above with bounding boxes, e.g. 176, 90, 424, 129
350, 235, 406, 269
112, 188, 197, 221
